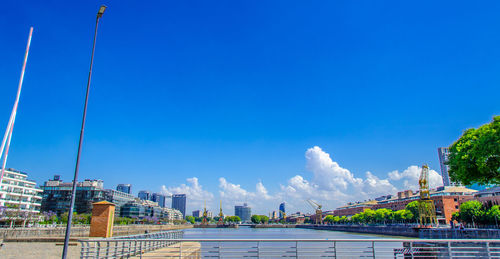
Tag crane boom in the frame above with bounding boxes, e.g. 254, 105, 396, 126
306, 199, 323, 224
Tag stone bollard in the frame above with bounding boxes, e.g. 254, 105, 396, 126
89, 201, 116, 238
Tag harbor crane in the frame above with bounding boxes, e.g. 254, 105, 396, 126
418, 164, 437, 226
201, 201, 208, 225
307, 199, 323, 224
279, 210, 287, 222
217, 200, 225, 225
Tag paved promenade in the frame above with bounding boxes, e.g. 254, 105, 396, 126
0, 242, 81, 259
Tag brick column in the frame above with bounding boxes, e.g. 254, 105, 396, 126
89, 201, 116, 237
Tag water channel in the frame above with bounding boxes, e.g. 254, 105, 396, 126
183, 226, 404, 239
180, 226, 410, 258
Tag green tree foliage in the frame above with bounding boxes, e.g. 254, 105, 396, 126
251, 215, 269, 224
185, 216, 195, 224
405, 201, 420, 221
448, 116, 500, 185
486, 205, 500, 224
324, 215, 334, 224
224, 216, 241, 223
251, 215, 261, 224
60, 212, 91, 224
374, 208, 393, 224
349, 209, 413, 225
114, 217, 135, 225
457, 200, 485, 224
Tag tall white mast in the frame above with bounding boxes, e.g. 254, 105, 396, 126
0, 27, 33, 184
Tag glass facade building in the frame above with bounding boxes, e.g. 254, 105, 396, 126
172, 194, 186, 218
116, 184, 132, 194
235, 203, 251, 223
279, 202, 286, 218
438, 147, 452, 186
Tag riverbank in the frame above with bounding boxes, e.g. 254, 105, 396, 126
251, 224, 296, 228
0, 224, 193, 239
297, 224, 418, 237
297, 224, 500, 239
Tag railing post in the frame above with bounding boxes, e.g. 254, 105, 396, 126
139, 240, 143, 259
179, 241, 182, 259
486, 241, 491, 258
333, 241, 337, 259
96, 241, 101, 259
409, 241, 414, 259
295, 241, 299, 258
105, 241, 110, 258
258, 241, 261, 258
371, 241, 375, 258
447, 241, 452, 258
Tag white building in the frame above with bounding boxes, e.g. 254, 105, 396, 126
0, 168, 43, 214
163, 207, 183, 221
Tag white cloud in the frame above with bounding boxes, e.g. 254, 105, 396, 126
159, 146, 444, 215
161, 177, 214, 212
279, 146, 443, 212
218, 177, 278, 213
388, 165, 443, 190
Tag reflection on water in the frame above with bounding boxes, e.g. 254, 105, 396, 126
181, 227, 409, 258
182, 226, 406, 239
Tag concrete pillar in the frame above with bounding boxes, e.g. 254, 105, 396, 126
89, 201, 116, 237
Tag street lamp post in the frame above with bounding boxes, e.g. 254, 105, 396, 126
61, 5, 106, 259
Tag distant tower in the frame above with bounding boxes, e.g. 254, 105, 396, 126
172, 194, 187, 218
201, 201, 208, 225
217, 200, 225, 225
138, 190, 151, 200
437, 147, 452, 186
235, 203, 251, 223
116, 184, 132, 194
279, 202, 286, 218
418, 164, 437, 226
151, 193, 167, 207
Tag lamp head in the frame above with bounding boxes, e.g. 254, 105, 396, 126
97, 5, 107, 18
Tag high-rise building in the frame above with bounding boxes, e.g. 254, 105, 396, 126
40, 175, 105, 215
116, 184, 132, 194
151, 192, 167, 208
272, 211, 278, 219
279, 202, 286, 218
138, 190, 151, 201
192, 210, 202, 217
104, 189, 136, 216
438, 147, 453, 186
172, 194, 186, 218
235, 203, 251, 223
0, 168, 43, 216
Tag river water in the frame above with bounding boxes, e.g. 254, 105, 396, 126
183, 226, 402, 239
181, 226, 409, 258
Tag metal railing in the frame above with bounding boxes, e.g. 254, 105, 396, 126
80, 230, 183, 258
79, 238, 500, 258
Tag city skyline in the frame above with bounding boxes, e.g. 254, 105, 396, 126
1, 1, 499, 215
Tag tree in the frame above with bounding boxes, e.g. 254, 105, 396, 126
448, 116, 500, 185
374, 209, 392, 224
486, 205, 500, 226
324, 215, 334, 224
224, 216, 241, 223
260, 215, 269, 224
186, 216, 195, 224
251, 215, 261, 224
458, 200, 485, 225
406, 201, 420, 221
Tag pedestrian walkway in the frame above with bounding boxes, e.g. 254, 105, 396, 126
130, 242, 201, 258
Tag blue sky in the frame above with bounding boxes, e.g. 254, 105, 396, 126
1, 1, 499, 214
